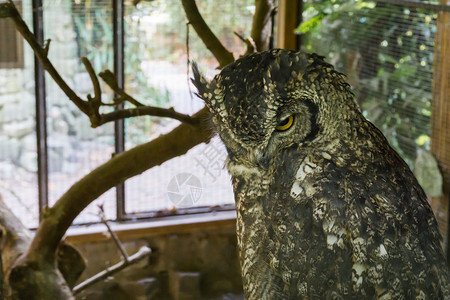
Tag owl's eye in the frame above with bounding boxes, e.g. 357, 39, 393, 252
276, 115, 294, 131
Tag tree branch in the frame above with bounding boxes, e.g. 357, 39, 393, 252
0, 1, 197, 129
98, 106, 198, 126
0, 197, 85, 298
251, 0, 276, 52
23, 107, 212, 263
81, 57, 101, 108
234, 31, 257, 56
181, 0, 234, 68
98, 70, 145, 107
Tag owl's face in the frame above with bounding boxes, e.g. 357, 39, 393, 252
193, 49, 357, 173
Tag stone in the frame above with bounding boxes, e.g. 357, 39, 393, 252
75, 116, 96, 140
0, 93, 20, 108
0, 91, 35, 123
0, 69, 23, 94
48, 149, 63, 173
3, 119, 35, 138
137, 277, 160, 298
22, 133, 37, 152
74, 72, 94, 94
0, 137, 21, 162
168, 271, 201, 300
19, 151, 38, 173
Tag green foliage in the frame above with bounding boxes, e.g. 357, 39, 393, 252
299, 0, 437, 168
296, 13, 327, 34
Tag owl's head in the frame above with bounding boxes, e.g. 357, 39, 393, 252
193, 49, 359, 172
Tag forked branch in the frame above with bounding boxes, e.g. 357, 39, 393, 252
0, 1, 196, 128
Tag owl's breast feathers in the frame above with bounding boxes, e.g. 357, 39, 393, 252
233, 120, 450, 299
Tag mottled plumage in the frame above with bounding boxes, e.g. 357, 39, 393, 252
193, 49, 450, 299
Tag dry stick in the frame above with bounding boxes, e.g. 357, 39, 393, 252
71, 210, 152, 295
81, 57, 102, 105
99, 106, 198, 126
98, 70, 145, 107
181, 0, 234, 68
234, 31, 257, 56
250, 0, 276, 52
72, 246, 151, 295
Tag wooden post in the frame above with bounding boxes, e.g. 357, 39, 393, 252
276, 0, 301, 50
430, 0, 450, 258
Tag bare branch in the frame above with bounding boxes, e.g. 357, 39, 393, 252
181, 0, 234, 68
251, 0, 276, 52
1, 1, 196, 128
99, 70, 145, 107
72, 246, 151, 295
0, 197, 85, 297
98, 106, 198, 126
81, 57, 102, 107
24, 107, 212, 264
234, 31, 257, 56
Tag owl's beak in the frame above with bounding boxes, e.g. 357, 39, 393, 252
254, 149, 271, 170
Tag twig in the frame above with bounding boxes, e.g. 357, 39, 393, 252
72, 246, 151, 295
181, 0, 234, 68
81, 57, 101, 107
98, 70, 145, 107
186, 22, 194, 102
97, 205, 128, 261
250, 0, 276, 52
98, 106, 198, 126
234, 31, 257, 56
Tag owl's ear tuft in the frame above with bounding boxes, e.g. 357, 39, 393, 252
191, 62, 210, 100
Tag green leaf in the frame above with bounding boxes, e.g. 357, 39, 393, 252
296, 13, 328, 34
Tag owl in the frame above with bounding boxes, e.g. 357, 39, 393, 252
193, 49, 450, 299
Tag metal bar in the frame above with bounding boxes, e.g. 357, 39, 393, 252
32, 0, 48, 220
375, 0, 450, 12
72, 246, 151, 294
113, 0, 126, 220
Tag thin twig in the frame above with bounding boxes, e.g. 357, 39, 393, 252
72, 246, 151, 295
99, 70, 145, 107
181, 0, 234, 68
97, 205, 129, 261
81, 57, 102, 106
234, 31, 257, 56
186, 22, 194, 102
97, 106, 198, 127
